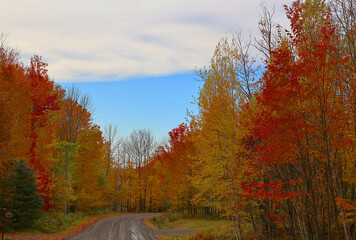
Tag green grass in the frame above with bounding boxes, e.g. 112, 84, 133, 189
149, 212, 301, 240
161, 218, 226, 230
3, 210, 127, 240
8, 209, 119, 234
157, 235, 192, 240
148, 212, 237, 240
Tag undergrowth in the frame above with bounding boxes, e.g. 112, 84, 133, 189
150, 211, 237, 240
4, 209, 116, 234
150, 211, 220, 229
34, 209, 114, 233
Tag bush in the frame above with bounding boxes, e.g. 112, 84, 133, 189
34, 209, 116, 233
35, 211, 85, 233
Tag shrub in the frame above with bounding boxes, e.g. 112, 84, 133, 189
35, 211, 85, 233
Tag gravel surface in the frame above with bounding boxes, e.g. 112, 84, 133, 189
67, 213, 197, 240
68, 213, 160, 240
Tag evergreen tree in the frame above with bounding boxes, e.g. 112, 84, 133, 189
6, 160, 43, 229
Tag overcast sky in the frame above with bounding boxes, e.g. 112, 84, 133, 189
1, 0, 295, 139
1, 0, 293, 82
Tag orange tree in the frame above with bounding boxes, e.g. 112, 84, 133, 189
244, 0, 355, 239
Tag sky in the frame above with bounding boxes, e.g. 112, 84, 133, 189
1, 0, 294, 139
59, 73, 201, 139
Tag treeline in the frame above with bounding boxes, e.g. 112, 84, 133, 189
0, 32, 170, 227
0, 37, 137, 223
114, 0, 354, 239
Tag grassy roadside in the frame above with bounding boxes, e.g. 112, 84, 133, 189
147, 212, 237, 240
3, 210, 126, 240
147, 213, 296, 240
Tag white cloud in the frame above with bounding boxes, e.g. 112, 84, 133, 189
0, 0, 294, 82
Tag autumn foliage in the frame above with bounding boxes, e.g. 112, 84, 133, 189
0, 43, 109, 218
0, 0, 355, 239
140, 1, 355, 239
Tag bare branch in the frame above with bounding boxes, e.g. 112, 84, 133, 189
254, 3, 279, 60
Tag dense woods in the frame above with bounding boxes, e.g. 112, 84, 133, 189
0, 0, 355, 239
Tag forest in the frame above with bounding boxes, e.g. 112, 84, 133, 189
0, 0, 355, 239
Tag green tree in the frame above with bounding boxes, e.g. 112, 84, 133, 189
6, 160, 43, 229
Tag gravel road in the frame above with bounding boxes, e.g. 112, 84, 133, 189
68, 213, 197, 240
68, 213, 159, 240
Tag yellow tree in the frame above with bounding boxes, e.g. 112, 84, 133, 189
190, 37, 255, 240
73, 125, 107, 210
54, 86, 94, 215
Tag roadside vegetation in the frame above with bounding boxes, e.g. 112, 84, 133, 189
34, 209, 116, 234
148, 212, 248, 240
4, 210, 121, 239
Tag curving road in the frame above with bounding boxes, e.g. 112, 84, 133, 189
68, 213, 160, 240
